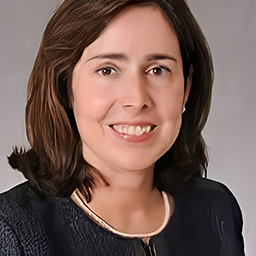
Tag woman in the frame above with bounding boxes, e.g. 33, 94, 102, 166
0, 0, 244, 255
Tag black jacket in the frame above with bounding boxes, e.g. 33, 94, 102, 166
0, 178, 244, 255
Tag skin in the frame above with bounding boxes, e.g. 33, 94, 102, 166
72, 6, 191, 234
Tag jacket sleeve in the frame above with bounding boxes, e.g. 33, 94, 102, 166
192, 178, 245, 256
0, 219, 22, 255
215, 183, 245, 256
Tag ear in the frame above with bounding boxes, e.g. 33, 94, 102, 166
183, 65, 193, 105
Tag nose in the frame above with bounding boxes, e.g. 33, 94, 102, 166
121, 73, 153, 113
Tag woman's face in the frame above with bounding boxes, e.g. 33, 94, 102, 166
72, 6, 190, 174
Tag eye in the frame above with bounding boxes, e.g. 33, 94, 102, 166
146, 66, 170, 75
97, 67, 117, 76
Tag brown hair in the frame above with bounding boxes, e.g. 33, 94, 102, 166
9, 0, 213, 200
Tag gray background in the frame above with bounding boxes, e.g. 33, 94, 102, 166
0, 0, 255, 254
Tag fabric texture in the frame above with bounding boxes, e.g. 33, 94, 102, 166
0, 178, 245, 256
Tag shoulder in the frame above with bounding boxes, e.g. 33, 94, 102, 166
171, 178, 244, 255
0, 181, 72, 214
0, 181, 31, 200
173, 178, 243, 223
0, 181, 77, 226
172, 178, 244, 235
0, 183, 46, 250
0, 182, 36, 252
0, 182, 32, 217
175, 178, 241, 210
0, 181, 45, 218
192, 177, 235, 194
0, 182, 72, 253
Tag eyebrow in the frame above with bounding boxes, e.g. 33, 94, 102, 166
147, 54, 177, 63
86, 53, 177, 63
86, 53, 127, 62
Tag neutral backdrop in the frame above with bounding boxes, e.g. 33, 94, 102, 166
0, 0, 255, 254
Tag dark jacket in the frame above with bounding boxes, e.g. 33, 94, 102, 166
0, 178, 244, 256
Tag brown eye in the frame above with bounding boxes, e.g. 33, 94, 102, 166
146, 66, 170, 76
97, 67, 116, 76
152, 67, 163, 75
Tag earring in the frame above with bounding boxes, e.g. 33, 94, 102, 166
182, 106, 186, 114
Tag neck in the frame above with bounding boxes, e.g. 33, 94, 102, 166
89, 164, 156, 204
85, 165, 166, 234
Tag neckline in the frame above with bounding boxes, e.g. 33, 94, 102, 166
71, 189, 174, 239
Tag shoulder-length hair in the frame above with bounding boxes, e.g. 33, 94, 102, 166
9, 0, 213, 201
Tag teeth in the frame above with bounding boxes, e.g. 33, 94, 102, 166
112, 125, 154, 136
114, 125, 122, 133
128, 126, 134, 135
135, 126, 143, 136
123, 125, 128, 134
145, 126, 151, 133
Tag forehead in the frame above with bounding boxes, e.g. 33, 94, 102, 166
80, 5, 181, 62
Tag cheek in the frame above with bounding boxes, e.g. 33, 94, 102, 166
72, 77, 114, 122
156, 87, 184, 149
161, 113, 182, 155
73, 96, 110, 129
157, 89, 184, 120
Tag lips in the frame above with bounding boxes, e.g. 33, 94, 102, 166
111, 124, 156, 136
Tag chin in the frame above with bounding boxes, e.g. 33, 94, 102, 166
112, 152, 165, 172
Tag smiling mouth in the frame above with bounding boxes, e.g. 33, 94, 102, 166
110, 124, 156, 136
